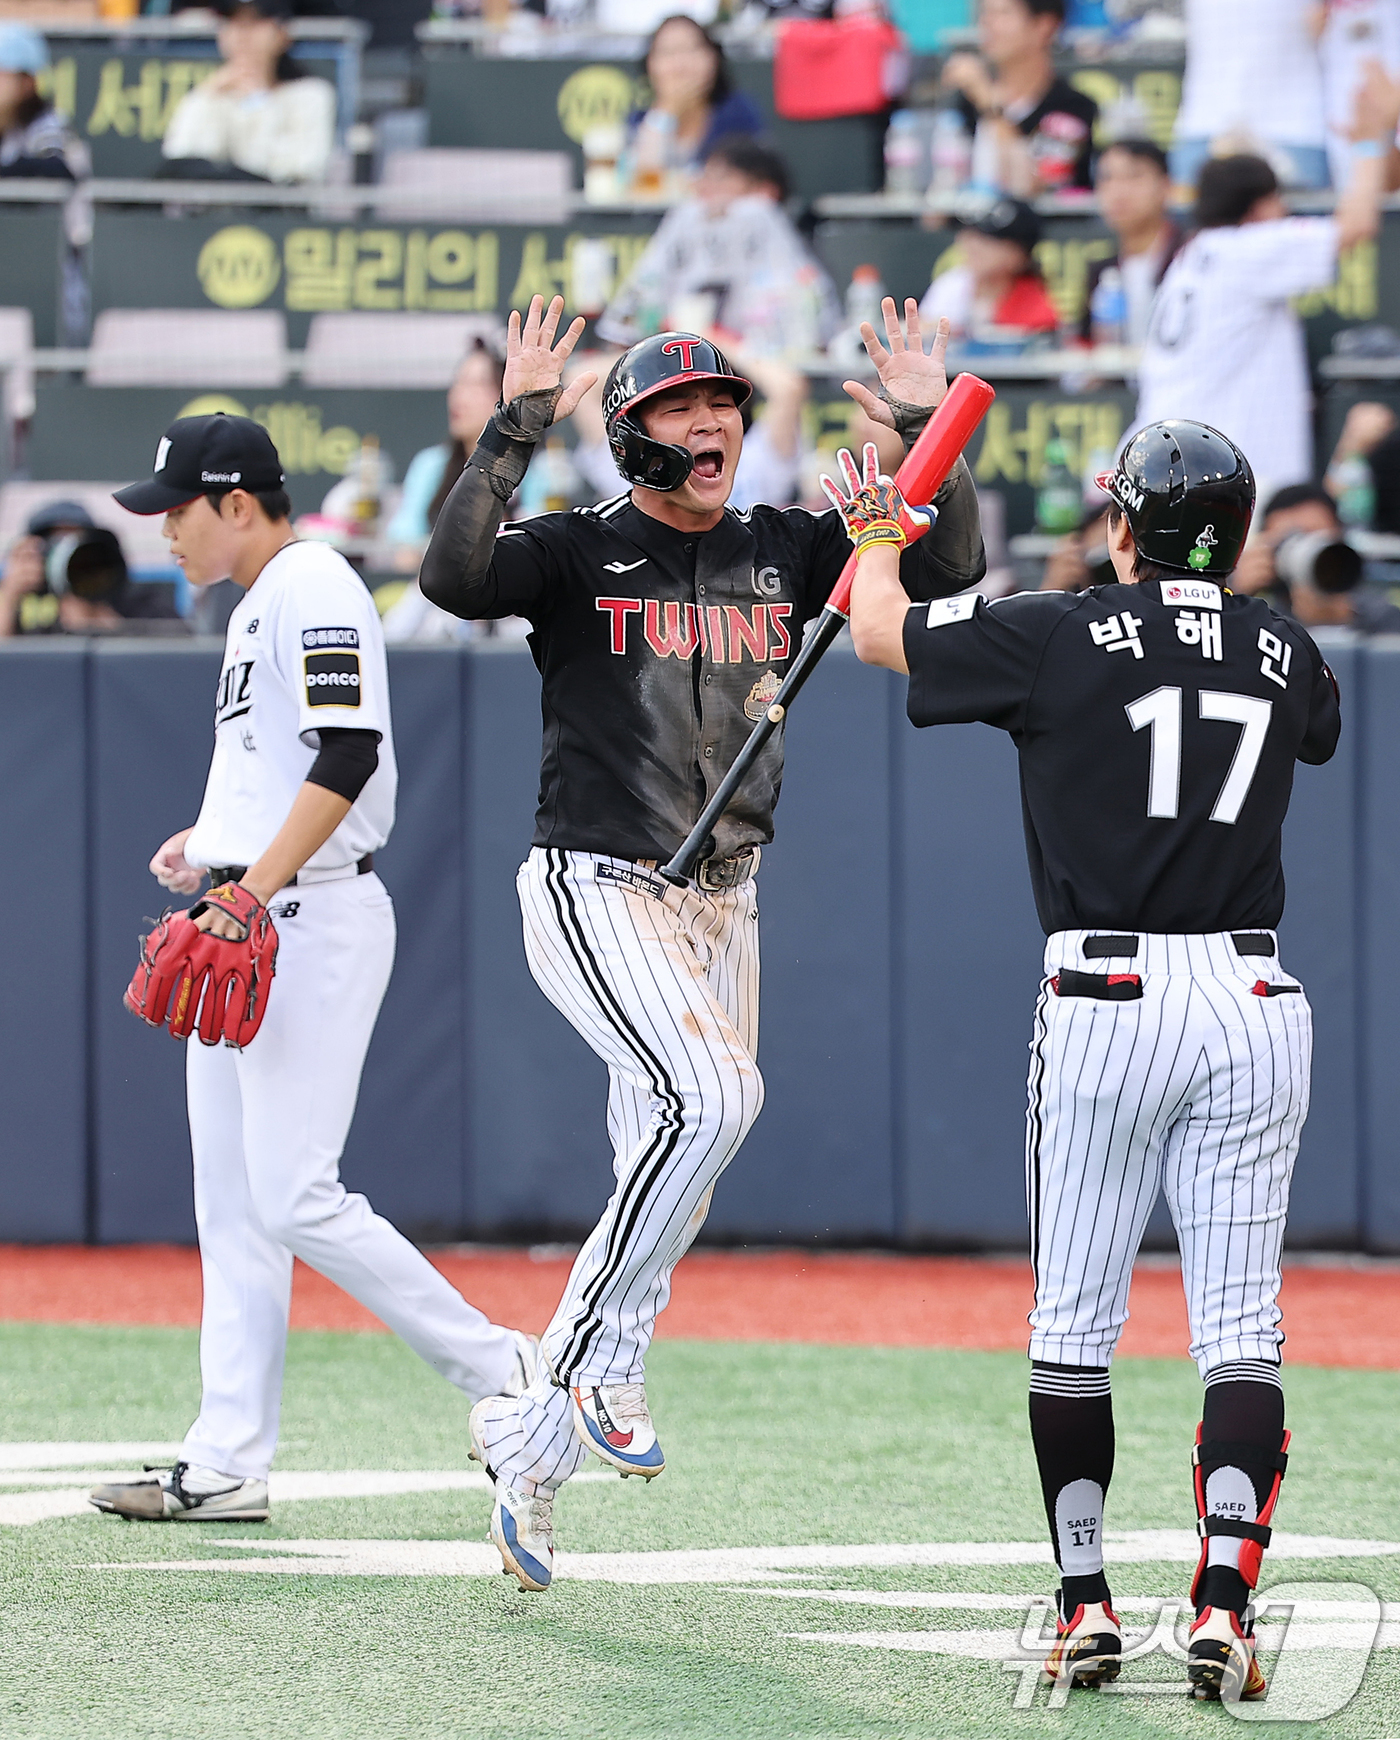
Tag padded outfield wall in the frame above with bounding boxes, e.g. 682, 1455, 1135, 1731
0, 634, 1382, 1249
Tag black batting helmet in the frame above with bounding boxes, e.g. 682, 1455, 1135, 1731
602, 332, 752, 492
1096, 421, 1255, 576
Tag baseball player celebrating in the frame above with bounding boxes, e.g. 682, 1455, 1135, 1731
90, 413, 535, 1524
416, 293, 986, 1591
840, 420, 1340, 1702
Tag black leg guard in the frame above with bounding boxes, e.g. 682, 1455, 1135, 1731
1190, 1370, 1288, 1615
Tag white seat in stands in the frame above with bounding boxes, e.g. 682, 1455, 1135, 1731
86, 310, 289, 389
301, 312, 506, 390
377, 148, 573, 222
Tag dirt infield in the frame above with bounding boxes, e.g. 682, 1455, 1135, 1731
0, 1244, 1396, 1368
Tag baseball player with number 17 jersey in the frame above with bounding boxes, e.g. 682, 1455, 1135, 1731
843, 420, 1341, 1703
90, 414, 535, 1524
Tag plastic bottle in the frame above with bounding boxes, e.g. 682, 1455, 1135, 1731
1332, 453, 1376, 528
1036, 439, 1082, 534
845, 264, 886, 333
1089, 265, 1127, 347
351, 434, 382, 536
929, 96, 971, 197
884, 110, 925, 197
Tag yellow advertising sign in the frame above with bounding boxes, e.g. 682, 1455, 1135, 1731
176, 394, 360, 477
555, 65, 643, 144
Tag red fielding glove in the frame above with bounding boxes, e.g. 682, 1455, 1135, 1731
124, 882, 279, 1049
819, 441, 935, 554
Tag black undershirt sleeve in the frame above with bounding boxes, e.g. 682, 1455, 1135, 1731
306, 727, 380, 802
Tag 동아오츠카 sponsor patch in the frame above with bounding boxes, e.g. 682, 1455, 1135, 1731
304, 650, 361, 707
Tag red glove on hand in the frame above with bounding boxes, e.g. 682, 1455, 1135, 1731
819, 442, 935, 555
124, 882, 279, 1049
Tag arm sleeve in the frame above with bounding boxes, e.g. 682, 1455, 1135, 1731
904, 590, 1077, 733
306, 726, 380, 801
419, 391, 560, 619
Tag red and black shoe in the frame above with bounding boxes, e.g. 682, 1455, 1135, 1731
1043, 1594, 1122, 1688
1188, 1606, 1268, 1702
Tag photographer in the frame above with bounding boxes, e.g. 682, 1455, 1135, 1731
1233, 482, 1400, 634
0, 502, 183, 638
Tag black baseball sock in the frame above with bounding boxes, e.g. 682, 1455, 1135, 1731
1029, 1362, 1115, 1616
1195, 1361, 1286, 1617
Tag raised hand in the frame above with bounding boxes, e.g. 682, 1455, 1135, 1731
502, 294, 598, 420
819, 441, 934, 554
842, 299, 951, 429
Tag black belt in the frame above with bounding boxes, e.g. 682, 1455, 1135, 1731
206, 854, 374, 889
1082, 931, 1275, 959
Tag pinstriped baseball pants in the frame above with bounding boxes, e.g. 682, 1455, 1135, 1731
1027, 930, 1312, 1377
475, 847, 764, 1492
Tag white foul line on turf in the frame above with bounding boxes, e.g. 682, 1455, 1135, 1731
99, 1532, 1400, 1583
0, 1465, 616, 1527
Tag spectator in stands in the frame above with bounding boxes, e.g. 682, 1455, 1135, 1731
160, 0, 336, 185
1320, 2, 1400, 191
382, 341, 511, 644
1079, 138, 1181, 345
385, 340, 506, 557
0, 501, 181, 637
0, 25, 87, 181
941, 0, 1098, 195
918, 198, 1060, 345
599, 136, 840, 358
621, 15, 763, 198
1173, 0, 1329, 190
1135, 133, 1390, 503
1233, 481, 1400, 633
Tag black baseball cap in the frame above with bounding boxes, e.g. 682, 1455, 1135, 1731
114, 413, 285, 516
963, 197, 1041, 252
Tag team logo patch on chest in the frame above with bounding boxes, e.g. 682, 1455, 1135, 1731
745, 670, 782, 720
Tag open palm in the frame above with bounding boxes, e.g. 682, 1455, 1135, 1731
503, 294, 597, 420
843, 298, 951, 430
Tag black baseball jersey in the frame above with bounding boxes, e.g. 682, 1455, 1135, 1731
449, 491, 984, 861
903, 577, 1341, 934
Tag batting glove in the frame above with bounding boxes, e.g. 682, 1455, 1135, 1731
819, 443, 935, 555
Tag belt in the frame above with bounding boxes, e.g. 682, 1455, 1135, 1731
206, 853, 374, 891
1082, 931, 1275, 959
696, 847, 757, 891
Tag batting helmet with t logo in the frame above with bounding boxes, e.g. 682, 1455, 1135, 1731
602, 333, 752, 492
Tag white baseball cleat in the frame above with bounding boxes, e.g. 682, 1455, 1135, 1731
89, 1462, 269, 1522
570, 1381, 665, 1478
500, 1330, 540, 1399
468, 1397, 554, 1592
1042, 1596, 1122, 1688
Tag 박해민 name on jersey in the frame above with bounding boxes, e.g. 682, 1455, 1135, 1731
302, 625, 361, 709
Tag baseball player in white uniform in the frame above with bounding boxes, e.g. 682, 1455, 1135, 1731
90, 414, 535, 1523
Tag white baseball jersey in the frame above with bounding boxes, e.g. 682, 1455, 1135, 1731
1136, 218, 1338, 499
184, 540, 397, 872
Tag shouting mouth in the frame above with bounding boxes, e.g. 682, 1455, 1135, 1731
691, 449, 725, 482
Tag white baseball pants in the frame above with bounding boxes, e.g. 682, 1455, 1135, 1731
473, 847, 764, 1493
1027, 929, 1312, 1377
181, 871, 518, 1481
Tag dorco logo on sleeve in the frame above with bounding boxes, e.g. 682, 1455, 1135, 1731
302, 626, 361, 707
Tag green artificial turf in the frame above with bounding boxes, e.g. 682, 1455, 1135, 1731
0, 1322, 1395, 1739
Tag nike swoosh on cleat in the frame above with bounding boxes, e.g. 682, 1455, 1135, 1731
604, 1429, 634, 1448
603, 559, 647, 573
